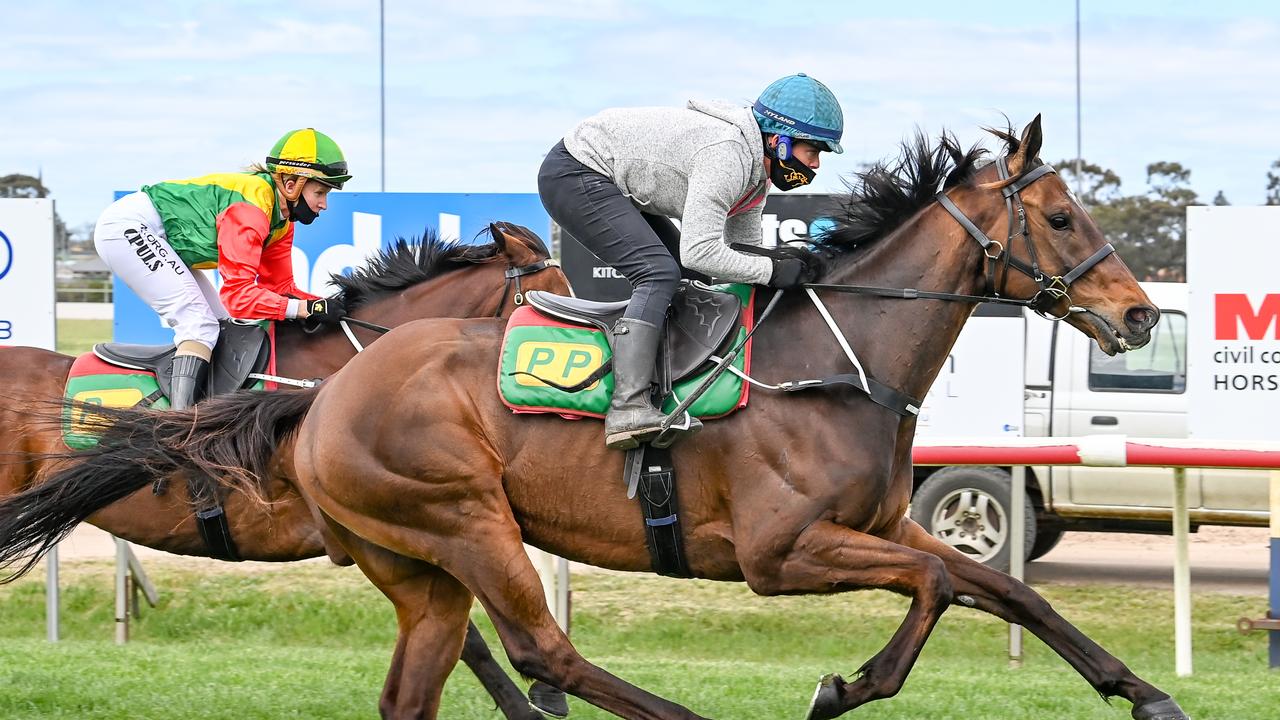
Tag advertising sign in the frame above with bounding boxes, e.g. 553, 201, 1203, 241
0, 198, 56, 349
112, 192, 550, 343
1187, 206, 1280, 441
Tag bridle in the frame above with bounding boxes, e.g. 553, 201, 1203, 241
803, 155, 1115, 320
695, 158, 1121, 423
496, 257, 560, 317
935, 156, 1114, 320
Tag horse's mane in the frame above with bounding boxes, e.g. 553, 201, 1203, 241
329, 228, 502, 310
816, 130, 992, 256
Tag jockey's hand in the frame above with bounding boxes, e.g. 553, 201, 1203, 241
303, 296, 347, 325
767, 257, 818, 289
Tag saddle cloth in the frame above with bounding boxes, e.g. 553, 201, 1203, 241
497, 283, 754, 420
62, 319, 274, 449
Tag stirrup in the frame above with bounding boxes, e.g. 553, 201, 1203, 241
651, 411, 701, 449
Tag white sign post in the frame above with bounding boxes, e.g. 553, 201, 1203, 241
0, 198, 56, 350
1187, 206, 1280, 672
0, 198, 58, 641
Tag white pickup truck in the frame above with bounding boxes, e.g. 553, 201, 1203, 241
910, 282, 1269, 571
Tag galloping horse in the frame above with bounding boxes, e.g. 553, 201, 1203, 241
0, 222, 569, 719
0, 118, 1187, 720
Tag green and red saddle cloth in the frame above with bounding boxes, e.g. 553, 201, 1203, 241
498, 284, 754, 420
62, 322, 277, 449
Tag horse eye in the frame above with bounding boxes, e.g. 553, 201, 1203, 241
1049, 214, 1070, 230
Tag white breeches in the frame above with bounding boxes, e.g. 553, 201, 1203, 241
94, 191, 226, 350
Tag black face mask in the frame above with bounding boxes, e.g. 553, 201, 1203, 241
769, 156, 816, 192
288, 195, 319, 225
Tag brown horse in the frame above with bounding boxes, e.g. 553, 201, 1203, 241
0, 221, 569, 719
0, 118, 1187, 720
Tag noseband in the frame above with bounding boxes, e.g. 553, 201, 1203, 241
936, 157, 1114, 319
497, 258, 560, 317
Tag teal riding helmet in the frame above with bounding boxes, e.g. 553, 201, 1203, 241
752, 73, 844, 154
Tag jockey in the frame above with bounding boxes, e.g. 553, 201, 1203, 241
538, 74, 842, 449
93, 128, 352, 411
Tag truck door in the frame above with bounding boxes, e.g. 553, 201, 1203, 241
1050, 311, 1198, 517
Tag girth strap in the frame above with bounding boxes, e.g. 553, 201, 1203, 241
623, 444, 690, 578
195, 505, 241, 562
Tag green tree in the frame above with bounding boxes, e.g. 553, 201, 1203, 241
1266, 159, 1280, 205
1, 173, 71, 255
1054, 159, 1122, 206
1089, 162, 1196, 280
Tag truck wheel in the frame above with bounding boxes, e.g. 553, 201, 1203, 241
910, 466, 1035, 573
1028, 527, 1065, 562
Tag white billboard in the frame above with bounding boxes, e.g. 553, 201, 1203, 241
0, 199, 56, 350
916, 312, 1026, 438
1187, 206, 1280, 441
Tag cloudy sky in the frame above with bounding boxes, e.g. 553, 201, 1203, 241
4, 0, 1280, 230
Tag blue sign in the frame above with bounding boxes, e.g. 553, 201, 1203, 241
111, 192, 549, 343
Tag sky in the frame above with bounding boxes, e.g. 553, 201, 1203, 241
4, 0, 1280, 231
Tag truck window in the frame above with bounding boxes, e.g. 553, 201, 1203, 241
1087, 311, 1186, 393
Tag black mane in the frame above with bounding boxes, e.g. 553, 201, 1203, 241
817, 131, 990, 255
329, 228, 500, 310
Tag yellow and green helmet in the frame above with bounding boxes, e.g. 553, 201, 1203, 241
266, 128, 352, 189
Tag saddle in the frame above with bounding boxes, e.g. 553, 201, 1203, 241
92, 319, 271, 401
525, 280, 742, 385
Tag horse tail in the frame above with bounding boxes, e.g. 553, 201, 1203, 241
0, 386, 321, 583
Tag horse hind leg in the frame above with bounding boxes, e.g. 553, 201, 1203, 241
894, 518, 1188, 720
736, 520, 955, 720
441, 515, 706, 720
319, 516, 475, 720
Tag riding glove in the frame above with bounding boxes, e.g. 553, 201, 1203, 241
304, 297, 347, 325
768, 257, 818, 289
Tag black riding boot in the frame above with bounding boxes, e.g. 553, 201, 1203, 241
604, 319, 669, 449
168, 354, 209, 411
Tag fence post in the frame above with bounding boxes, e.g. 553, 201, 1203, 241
1172, 467, 1192, 676
1008, 465, 1026, 667
1270, 470, 1280, 669
45, 546, 59, 642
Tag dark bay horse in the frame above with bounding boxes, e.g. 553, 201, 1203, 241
0, 118, 1186, 720
0, 222, 569, 719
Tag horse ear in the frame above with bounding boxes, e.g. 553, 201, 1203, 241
1010, 114, 1044, 174
489, 222, 509, 252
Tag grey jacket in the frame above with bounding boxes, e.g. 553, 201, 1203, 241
563, 99, 774, 285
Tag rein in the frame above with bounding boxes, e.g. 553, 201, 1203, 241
253, 255, 560, 388
676, 161, 1115, 420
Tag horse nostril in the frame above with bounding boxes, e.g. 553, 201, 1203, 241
1125, 305, 1159, 333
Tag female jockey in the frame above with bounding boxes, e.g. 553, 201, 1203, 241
538, 73, 843, 449
93, 128, 351, 410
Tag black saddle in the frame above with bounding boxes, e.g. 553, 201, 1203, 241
93, 319, 271, 402
526, 281, 743, 382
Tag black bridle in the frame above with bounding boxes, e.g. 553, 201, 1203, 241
497, 258, 560, 317
804, 156, 1115, 320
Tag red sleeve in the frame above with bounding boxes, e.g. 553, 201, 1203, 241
256, 224, 319, 301
215, 202, 295, 320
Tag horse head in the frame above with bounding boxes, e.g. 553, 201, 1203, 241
969, 115, 1159, 354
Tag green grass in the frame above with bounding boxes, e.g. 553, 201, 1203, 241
0, 560, 1270, 719
55, 318, 112, 355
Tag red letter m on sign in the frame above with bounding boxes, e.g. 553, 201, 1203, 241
1215, 294, 1280, 340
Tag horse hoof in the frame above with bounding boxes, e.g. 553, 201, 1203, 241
1132, 696, 1189, 720
804, 673, 843, 720
528, 680, 570, 718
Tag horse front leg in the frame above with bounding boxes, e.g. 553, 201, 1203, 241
893, 518, 1188, 720
740, 520, 955, 720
